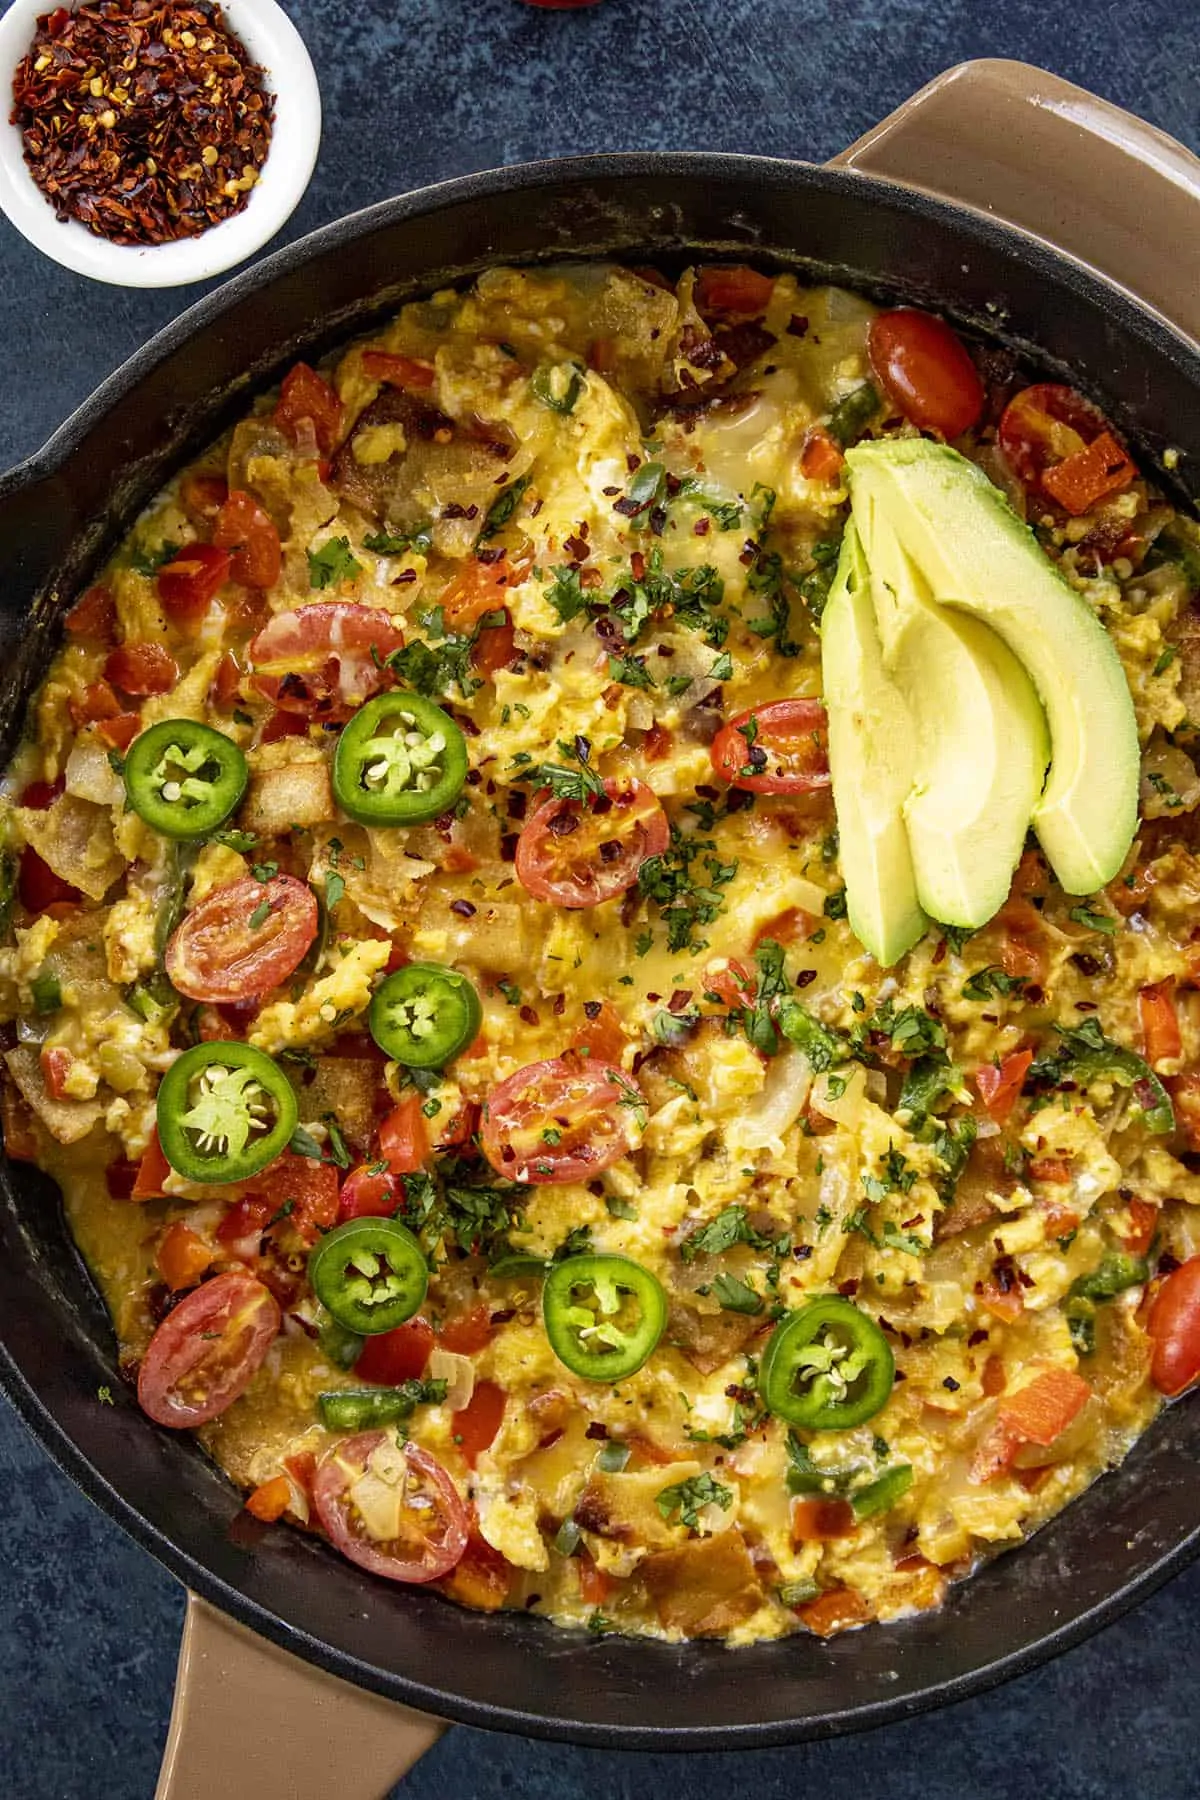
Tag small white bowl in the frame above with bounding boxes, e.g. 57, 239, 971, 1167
0, 0, 321, 286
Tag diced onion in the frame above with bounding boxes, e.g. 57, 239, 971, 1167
429, 1346, 476, 1412
65, 741, 123, 806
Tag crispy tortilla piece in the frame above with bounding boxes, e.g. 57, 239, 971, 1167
666, 1298, 762, 1375
241, 755, 334, 836
4, 1045, 103, 1145
640, 1530, 765, 1636
15, 795, 125, 901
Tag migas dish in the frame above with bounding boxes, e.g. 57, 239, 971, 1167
3, 257, 1200, 1648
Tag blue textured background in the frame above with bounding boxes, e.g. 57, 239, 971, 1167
1, 3, 1197, 1795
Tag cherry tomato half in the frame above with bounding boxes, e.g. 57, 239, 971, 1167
516, 777, 669, 909
312, 1433, 468, 1582
339, 1162, 404, 1221
157, 543, 233, 630
1148, 1257, 1200, 1397
481, 1055, 644, 1184
710, 698, 830, 794
165, 874, 318, 1003
248, 603, 405, 721
137, 1270, 280, 1427
274, 363, 344, 456
867, 309, 984, 439
354, 1319, 435, 1385
378, 1094, 430, 1174
213, 491, 283, 590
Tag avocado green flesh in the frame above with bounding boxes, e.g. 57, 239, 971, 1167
820, 522, 929, 966
860, 495, 1052, 929
846, 440, 1139, 894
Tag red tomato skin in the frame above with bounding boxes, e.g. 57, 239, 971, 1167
355, 1319, 435, 1385
1149, 1257, 1200, 1396
180, 472, 229, 521
99, 713, 142, 751
710, 699, 830, 795
137, 1271, 281, 1427
867, 310, 985, 438
439, 1305, 494, 1356
157, 543, 233, 629
40, 1046, 73, 1101
165, 874, 318, 1003
64, 584, 117, 644
274, 363, 343, 456
516, 778, 669, 909
472, 610, 517, 678
339, 1163, 402, 1221
248, 602, 404, 721
19, 776, 64, 810
312, 1434, 468, 1583
439, 555, 531, 631
570, 999, 627, 1066
361, 349, 436, 390
694, 265, 776, 315
453, 1381, 506, 1468
378, 1095, 429, 1174
481, 1055, 642, 1184
974, 1049, 1033, 1125
132, 1130, 172, 1200
259, 708, 309, 745
214, 491, 283, 590
104, 642, 179, 696
19, 848, 81, 913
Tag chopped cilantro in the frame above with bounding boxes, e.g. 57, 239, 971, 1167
655, 1471, 733, 1531
308, 536, 363, 590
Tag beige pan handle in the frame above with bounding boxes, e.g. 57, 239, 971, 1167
828, 57, 1200, 345
155, 64, 1200, 1800
155, 1595, 444, 1800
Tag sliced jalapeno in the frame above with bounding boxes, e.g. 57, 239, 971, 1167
308, 1217, 428, 1335
369, 962, 482, 1068
124, 720, 248, 839
760, 1296, 894, 1431
531, 360, 585, 415
157, 1041, 297, 1185
542, 1253, 666, 1383
332, 691, 467, 827
317, 1380, 442, 1431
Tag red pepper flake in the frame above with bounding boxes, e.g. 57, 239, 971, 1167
11, 1, 275, 247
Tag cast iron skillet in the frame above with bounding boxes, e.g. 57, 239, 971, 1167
2, 139, 1200, 1752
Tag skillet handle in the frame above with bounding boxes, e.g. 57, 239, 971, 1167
155, 1594, 445, 1800
829, 58, 1200, 345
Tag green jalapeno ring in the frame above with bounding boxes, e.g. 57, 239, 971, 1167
760, 1296, 894, 1431
157, 1040, 298, 1185
124, 720, 249, 840
332, 691, 468, 827
542, 1253, 667, 1383
369, 962, 482, 1068
309, 1217, 429, 1335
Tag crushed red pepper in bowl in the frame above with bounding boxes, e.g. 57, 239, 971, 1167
10, 0, 274, 246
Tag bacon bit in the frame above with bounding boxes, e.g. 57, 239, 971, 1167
244, 1475, 291, 1523
12, 1, 275, 248
795, 1586, 872, 1637
752, 907, 813, 949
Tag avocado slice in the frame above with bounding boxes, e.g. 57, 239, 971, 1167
820, 522, 929, 965
846, 440, 1139, 893
860, 493, 1051, 928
